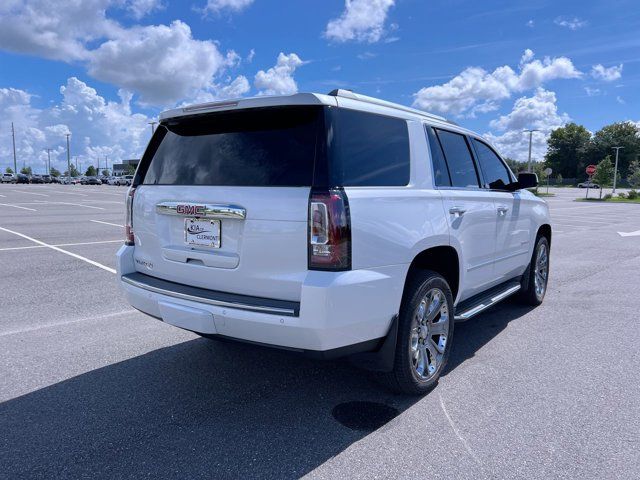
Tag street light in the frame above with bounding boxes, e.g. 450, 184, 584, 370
46, 148, 52, 175
11, 122, 17, 174
65, 133, 71, 182
612, 146, 624, 193
524, 129, 540, 173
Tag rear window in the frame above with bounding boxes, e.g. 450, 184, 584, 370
142, 106, 321, 186
329, 108, 410, 186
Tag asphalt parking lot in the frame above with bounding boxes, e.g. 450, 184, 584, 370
1, 184, 639, 479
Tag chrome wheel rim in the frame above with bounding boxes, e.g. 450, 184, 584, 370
534, 243, 548, 298
410, 288, 449, 381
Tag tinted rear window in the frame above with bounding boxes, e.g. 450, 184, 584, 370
329, 108, 410, 186
435, 129, 480, 188
142, 106, 321, 186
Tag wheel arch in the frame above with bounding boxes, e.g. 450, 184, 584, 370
538, 223, 552, 246
404, 245, 460, 303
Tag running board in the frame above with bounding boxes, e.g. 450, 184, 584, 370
454, 281, 521, 321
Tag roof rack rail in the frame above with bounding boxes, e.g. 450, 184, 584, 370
327, 88, 452, 124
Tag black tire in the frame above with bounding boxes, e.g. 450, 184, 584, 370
517, 236, 550, 306
382, 270, 455, 395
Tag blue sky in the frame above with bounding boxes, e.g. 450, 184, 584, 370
0, 0, 638, 173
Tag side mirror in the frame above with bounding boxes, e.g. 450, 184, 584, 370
517, 172, 538, 189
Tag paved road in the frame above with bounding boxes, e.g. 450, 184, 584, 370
1, 185, 639, 479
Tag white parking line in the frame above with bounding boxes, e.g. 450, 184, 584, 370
32, 201, 106, 210
0, 202, 37, 211
0, 194, 6, 197
0, 226, 116, 273
90, 220, 124, 227
0, 239, 122, 252
11, 190, 49, 197
0, 310, 136, 337
41, 189, 88, 197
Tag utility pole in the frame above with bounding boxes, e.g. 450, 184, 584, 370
65, 133, 71, 182
46, 148, 52, 175
11, 122, 17, 173
148, 121, 157, 135
105, 155, 108, 175
524, 129, 540, 173
612, 146, 624, 193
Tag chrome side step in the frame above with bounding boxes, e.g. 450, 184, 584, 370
454, 282, 521, 321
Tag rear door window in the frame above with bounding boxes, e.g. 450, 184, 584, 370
434, 129, 480, 188
472, 139, 513, 190
329, 108, 410, 186
426, 126, 451, 186
141, 106, 322, 186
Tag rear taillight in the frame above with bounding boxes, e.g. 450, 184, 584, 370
308, 188, 351, 271
125, 186, 135, 246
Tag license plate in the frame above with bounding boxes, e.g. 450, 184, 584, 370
184, 218, 221, 248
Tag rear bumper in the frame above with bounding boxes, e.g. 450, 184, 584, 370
116, 245, 406, 352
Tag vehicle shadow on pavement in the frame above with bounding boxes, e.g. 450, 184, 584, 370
445, 302, 535, 375
0, 337, 417, 479
1, 304, 533, 479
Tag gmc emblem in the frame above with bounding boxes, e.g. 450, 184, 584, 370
176, 204, 206, 216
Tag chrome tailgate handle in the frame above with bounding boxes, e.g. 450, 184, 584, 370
156, 202, 246, 219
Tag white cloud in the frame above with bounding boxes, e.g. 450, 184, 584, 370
616, 96, 625, 105
254, 52, 305, 95
526, 19, 535, 28
203, 0, 254, 14
584, 86, 601, 96
412, 50, 581, 116
88, 21, 226, 106
1, 78, 153, 174
0, 1, 243, 106
484, 89, 570, 161
324, 0, 396, 43
591, 64, 623, 82
126, 0, 164, 19
554, 16, 588, 30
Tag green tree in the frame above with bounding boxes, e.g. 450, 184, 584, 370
587, 122, 640, 179
50, 167, 61, 177
85, 165, 97, 176
63, 165, 80, 177
545, 123, 591, 179
101, 169, 109, 176
628, 159, 640, 188
20, 166, 32, 175
125, 163, 137, 175
5, 167, 13, 174
593, 155, 614, 199
556, 173, 563, 185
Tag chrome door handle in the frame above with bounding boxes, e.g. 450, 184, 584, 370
449, 206, 466, 217
497, 205, 509, 216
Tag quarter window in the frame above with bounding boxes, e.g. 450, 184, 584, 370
434, 129, 480, 188
472, 139, 512, 190
426, 127, 451, 187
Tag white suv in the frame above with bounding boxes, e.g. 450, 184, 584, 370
117, 90, 551, 394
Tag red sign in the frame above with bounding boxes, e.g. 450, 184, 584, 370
586, 165, 597, 176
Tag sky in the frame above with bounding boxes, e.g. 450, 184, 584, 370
0, 0, 639, 174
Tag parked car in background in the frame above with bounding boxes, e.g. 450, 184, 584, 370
578, 180, 600, 189
85, 176, 102, 185
117, 175, 134, 186
30, 174, 44, 184
1, 173, 16, 183
107, 177, 119, 185
98, 176, 110, 184
50, 176, 61, 184
41, 174, 52, 183
117, 90, 551, 395
16, 174, 29, 184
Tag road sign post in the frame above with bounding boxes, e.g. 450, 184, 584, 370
544, 167, 552, 194
585, 165, 597, 199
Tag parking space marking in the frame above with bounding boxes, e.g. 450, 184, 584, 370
41, 189, 88, 197
0, 226, 116, 273
0, 310, 136, 337
32, 200, 106, 210
0, 194, 6, 197
0, 239, 122, 252
0, 202, 36, 211
90, 220, 124, 227
11, 190, 49, 197
618, 230, 640, 237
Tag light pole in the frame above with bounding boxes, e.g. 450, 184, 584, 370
524, 129, 540, 173
612, 146, 624, 193
65, 133, 71, 182
46, 148, 52, 175
148, 121, 157, 135
11, 122, 17, 173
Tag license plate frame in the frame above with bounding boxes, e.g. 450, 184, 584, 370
184, 218, 221, 248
